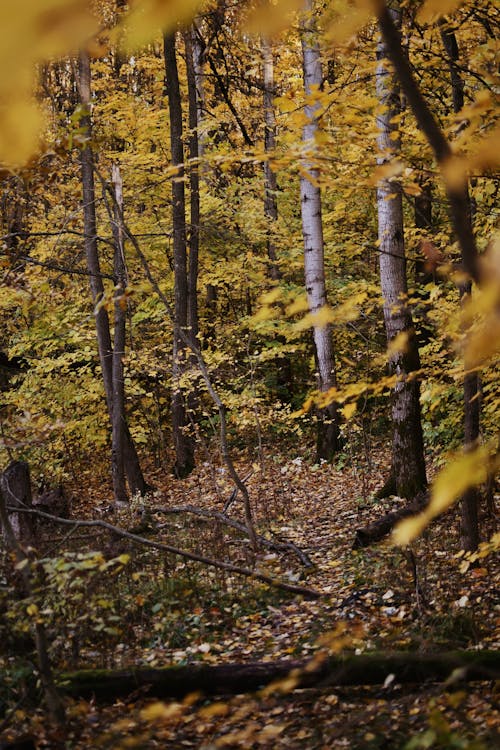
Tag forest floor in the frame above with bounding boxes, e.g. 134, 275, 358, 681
1, 444, 499, 748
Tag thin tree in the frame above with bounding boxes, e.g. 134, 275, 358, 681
300, 0, 340, 460
375, 5, 427, 500
375, 1, 482, 549
440, 18, 480, 551
77, 50, 147, 500
164, 32, 195, 478
262, 36, 281, 282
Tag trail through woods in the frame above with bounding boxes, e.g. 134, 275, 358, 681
1, 447, 498, 748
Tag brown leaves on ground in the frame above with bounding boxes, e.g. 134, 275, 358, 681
1, 445, 498, 748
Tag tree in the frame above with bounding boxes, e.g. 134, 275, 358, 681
439, 18, 480, 552
164, 31, 196, 478
375, 5, 427, 500
262, 36, 281, 283
375, 1, 483, 547
77, 50, 147, 501
299, 0, 340, 461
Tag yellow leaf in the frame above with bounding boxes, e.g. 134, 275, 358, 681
244, 0, 302, 36
393, 513, 429, 546
342, 402, 357, 419
295, 305, 335, 331
371, 161, 404, 183
386, 331, 409, 360
140, 701, 182, 722
198, 702, 229, 719
122, 0, 204, 49
26, 603, 39, 616
418, 0, 465, 24
430, 446, 490, 516
286, 296, 310, 316
116, 553, 131, 565
442, 126, 500, 188
325, 1, 372, 45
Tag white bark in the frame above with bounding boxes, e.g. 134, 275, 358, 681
300, 0, 338, 459
300, 0, 336, 396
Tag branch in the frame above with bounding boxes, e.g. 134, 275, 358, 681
7, 505, 322, 600
155, 503, 314, 567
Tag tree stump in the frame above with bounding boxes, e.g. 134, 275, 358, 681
0, 460, 34, 544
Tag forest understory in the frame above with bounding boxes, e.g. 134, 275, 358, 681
1, 443, 498, 749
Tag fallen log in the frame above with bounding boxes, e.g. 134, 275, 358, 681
353, 492, 429, 548
57, 651, 500, 702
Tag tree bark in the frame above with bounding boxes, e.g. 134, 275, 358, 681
376, 6, 427, 500
300, 0, 340, 461
164, 32, 195, 479
376, 3, 483, 548
58, 650, 500, 701
0, 460, 34, 542
0, 481, 65, 724
262, 37, 281, 282
110, 162, 128, 505
76, 51, 148, 498
439, 22, 481, 553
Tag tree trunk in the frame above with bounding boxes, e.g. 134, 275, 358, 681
376, 6, 427, 500
164, 32, 195, 479
77, 51, 148, 498
262, 36, 281, 282
376, 4, 483, 548
58, 650, 500, 702
440, 22, 481, 553
110, 162, 128, 505
300, 0, 340, 461
191, 21, 207, 159
0, 478, 65, 724
0, 460, 34, 543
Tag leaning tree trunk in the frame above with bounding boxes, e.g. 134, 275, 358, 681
440, 21, 480, 552
77, 51, 147, 499
375, 4, 482, 550
300, 0, 340, 461
375, 6, 427, 500
164, 32, 195, 478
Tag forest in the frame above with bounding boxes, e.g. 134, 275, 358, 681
0, 0, 499, 747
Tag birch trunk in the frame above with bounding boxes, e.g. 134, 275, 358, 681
300, 0, 339, 460
77, 51, 147, 499
164, 32, 195, 478
376, 8, 427, 499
